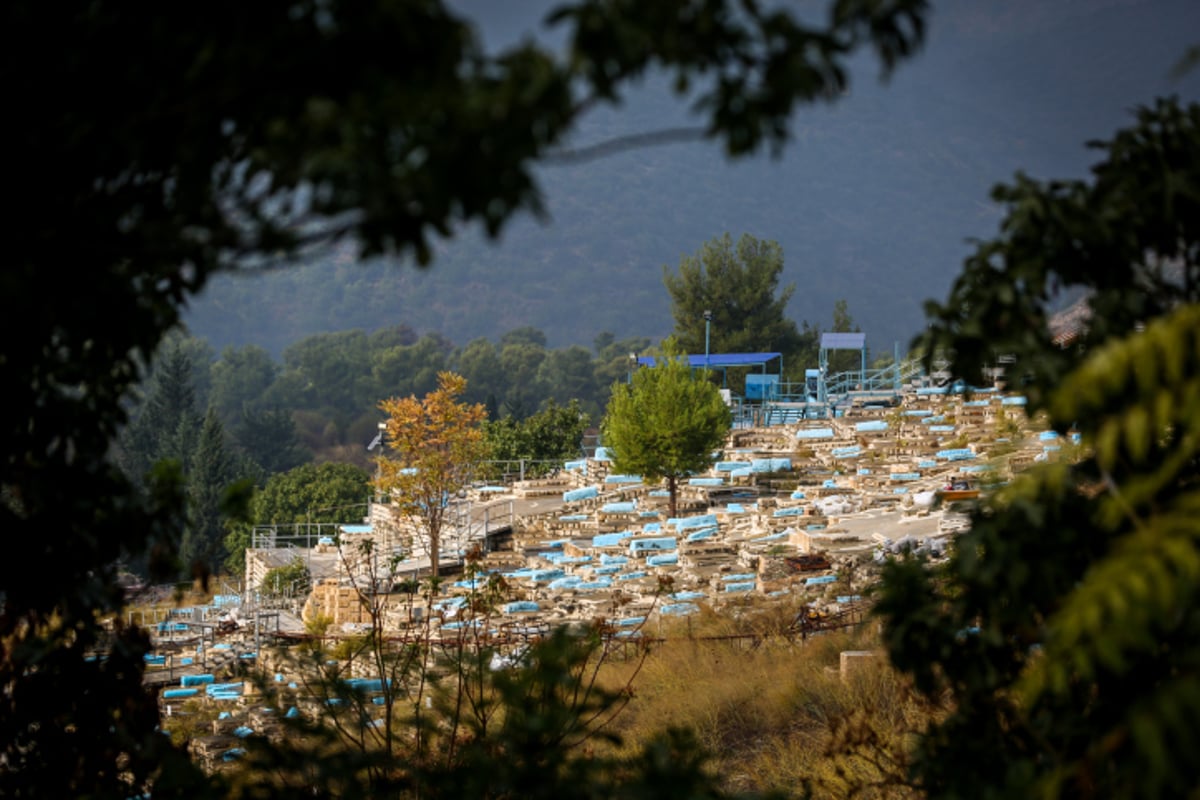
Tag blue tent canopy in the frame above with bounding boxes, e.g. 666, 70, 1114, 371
635, 353, 781, 369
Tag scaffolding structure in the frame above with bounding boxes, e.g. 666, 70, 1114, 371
632, 341, 943, 424
818, 332, 868, 403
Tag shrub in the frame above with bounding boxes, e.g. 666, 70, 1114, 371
259, 556, 311, 597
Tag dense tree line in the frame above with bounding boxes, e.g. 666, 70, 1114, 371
135, 324, 638, 469
138, 282, 859, 470
109, 240, 862, 581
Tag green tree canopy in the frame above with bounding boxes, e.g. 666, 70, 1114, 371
252, 462, 372, 526
258, 555, 311, 598
537, 346, 601, 416
592, 333, 655, 401
278, 330, 373, 422
499, 326, 548, 349
876, 98, 1200, 798
451, 337, 506, 408
209, 343, 279, 422
369, 332, 455, 401
368, 323, 419, 351
499, 340, 550, 420
234, 406, 310, 478
485, 399, 590, 475
664, 233, 818, 382
602, 344, 732, 516
227, 460, 369, 575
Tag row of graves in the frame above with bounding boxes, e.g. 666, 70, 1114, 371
169, 648, 380, 772
285, 388, 1070, 642
439, 388, 1068, 634
160, 389, 1070, 768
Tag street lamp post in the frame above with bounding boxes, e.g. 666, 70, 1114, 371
370, 421, 387, 503
703, 310, 713, 372
628, 352, 637, 383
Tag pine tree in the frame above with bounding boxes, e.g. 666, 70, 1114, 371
182, 407, 238, 579
235, 406, 309, 478
663, 233, 819, 380
120, 344, 202, 483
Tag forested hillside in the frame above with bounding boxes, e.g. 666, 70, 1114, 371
184, 0, 1200, 357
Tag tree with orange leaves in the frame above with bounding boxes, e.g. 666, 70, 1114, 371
376, 372, 488, 578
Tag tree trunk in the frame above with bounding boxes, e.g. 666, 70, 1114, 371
668, 475, 678, 518
429, 519, 440, 578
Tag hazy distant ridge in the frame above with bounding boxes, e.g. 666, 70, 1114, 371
185, 0, 1200, 357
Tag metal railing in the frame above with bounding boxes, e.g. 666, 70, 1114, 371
251, 522, 345, 550
478, 459, 569, 483
248, 497, 517, 569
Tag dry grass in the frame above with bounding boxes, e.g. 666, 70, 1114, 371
596, 606, 942, 798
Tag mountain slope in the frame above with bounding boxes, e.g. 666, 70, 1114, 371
184, 0, 1200, 358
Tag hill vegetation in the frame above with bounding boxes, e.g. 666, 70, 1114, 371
183, 0, 1200, 357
